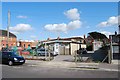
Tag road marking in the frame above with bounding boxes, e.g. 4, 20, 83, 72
27, 64, 38, 67
12, 66, 23, 68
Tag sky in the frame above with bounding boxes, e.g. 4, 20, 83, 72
2, 2, 118, 41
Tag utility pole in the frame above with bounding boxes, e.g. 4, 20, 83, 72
7, 10, 10, 49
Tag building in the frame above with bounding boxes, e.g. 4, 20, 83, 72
39, 37, 85, 55
109, 34, 120, 63
86, 32, 109, 51
17, 40, 39, 49
0, 30, 17, 50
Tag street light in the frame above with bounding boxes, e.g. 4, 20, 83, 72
7, 10, 10, 49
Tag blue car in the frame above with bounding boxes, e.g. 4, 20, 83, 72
1, 51, 25, 66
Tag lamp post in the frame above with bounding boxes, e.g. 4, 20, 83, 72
7, 10, 10, 49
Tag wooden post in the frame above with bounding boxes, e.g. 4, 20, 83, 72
45, 43, 47, 60
108, 50, 111, 64
48, 47, 51, 61
75, 50, 77, 63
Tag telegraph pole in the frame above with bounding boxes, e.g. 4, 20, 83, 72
7, 10, 10, 48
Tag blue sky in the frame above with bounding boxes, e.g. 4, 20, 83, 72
2, 2, 118, 40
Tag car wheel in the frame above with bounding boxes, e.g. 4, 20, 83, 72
38, 53, 41, 56
8, 61, 13, 66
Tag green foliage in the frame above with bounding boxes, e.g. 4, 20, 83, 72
88, 32, 108, 40
86, 44, 93, 51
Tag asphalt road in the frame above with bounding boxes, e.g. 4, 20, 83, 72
1, 60, 119, 78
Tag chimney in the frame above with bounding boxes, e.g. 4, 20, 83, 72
57, 36, 60, 40
83, 35, 86, 44
47, 38, 50, 41
84, 34, 86, 39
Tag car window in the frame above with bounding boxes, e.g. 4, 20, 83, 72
2, 52, 19, 57
2, 52, 9, 57
0, 52, 2, 58
10, 52, 19, 56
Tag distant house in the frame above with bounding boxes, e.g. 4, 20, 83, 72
17, 40, 39, 49
0, 30, 17, 50
86, 32, 109, 51
39, 37, 85, 55
109, 34, 120, 63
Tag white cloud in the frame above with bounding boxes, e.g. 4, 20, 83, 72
17, 15, 27, 19
71, 36, 84, 38
45, 23, 67, 32
11, 31, 19, 34
68, 20, 82, 30
98, 16, 119, 27
44, 20, 82, 33
64, 8, 80, 20
44, 8, 82, 33
100, 31, 114, 38
10, 24, 32, 34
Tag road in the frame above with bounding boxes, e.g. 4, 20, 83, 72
1, 60, 119, 78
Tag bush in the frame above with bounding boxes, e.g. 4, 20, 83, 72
86, 45, 93, 51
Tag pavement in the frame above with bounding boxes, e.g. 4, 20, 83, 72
25, 59, 119, 72
22, 55, 119, 71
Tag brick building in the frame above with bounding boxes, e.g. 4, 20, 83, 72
0, 30, 17, 50
17, 40, 39, 49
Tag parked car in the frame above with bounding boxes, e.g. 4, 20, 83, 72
1, 51, 25, 66
36, 48, 54, 56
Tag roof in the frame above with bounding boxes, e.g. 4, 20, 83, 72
41, 37, 83, 42
0, 30, 17, 38
43, 40, 83, 44
109, 34, 120, 37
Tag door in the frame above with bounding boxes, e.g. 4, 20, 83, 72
2, 52, 9, 63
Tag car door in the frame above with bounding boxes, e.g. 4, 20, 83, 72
2, 52, 9, 63
0, 52, 2, 64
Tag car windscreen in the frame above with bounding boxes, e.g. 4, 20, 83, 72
38, 49, 48, 51
10, 52, 19, 56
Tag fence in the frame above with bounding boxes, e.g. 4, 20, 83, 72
16, 49, 54, 61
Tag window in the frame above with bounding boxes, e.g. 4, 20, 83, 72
24, 44, 25, 48
80, 40, 82, 42
56, 46, 58, 49
113, 46, 119, 53
2, 44, 5, 47
28, 44, 30, 47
